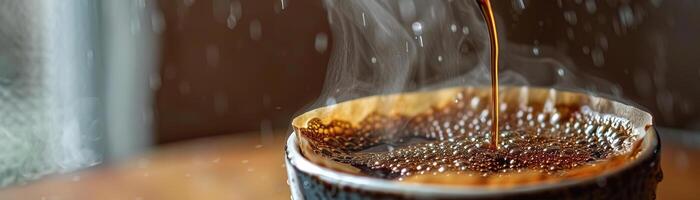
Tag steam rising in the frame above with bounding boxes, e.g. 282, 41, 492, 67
319, 0, 489, 104
312, 0, 625, 110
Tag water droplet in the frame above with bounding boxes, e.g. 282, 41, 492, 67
585, 0, 597, 14
249, 19, 262, 40
591, 47, 605, 67
411, 22, 423, 35
325, 97, 337, 106
512, 0, 526, 12
532, 47, 541, 56
450, 24, 458, 32
437, 56, 443, 62
314, 33, 329, 53
226, 1, 242, 30
470, 97, 480, 109
462, 26, 470, 35
563, 11, 578, 25
618, 5, 635, 28
361, 12, 367, 27
582, 46, 590, 54
371, 57, 377, 64
273, 0, 288, 13
597, 35, 609, 50
280, 0, 287, 9
557, 68, 565, 76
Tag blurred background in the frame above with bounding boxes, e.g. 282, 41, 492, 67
0, 0, 698, 199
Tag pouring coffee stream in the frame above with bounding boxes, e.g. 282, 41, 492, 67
476, 0, 501, 149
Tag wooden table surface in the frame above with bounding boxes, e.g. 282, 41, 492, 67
0, 129, 698, 200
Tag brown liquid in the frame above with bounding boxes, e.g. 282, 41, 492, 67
297, 91, 638, 184
477, 0, 501, 149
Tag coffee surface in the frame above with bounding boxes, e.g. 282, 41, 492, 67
298, 92, 636, 181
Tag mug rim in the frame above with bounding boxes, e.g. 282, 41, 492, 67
285, 128, 658, 197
